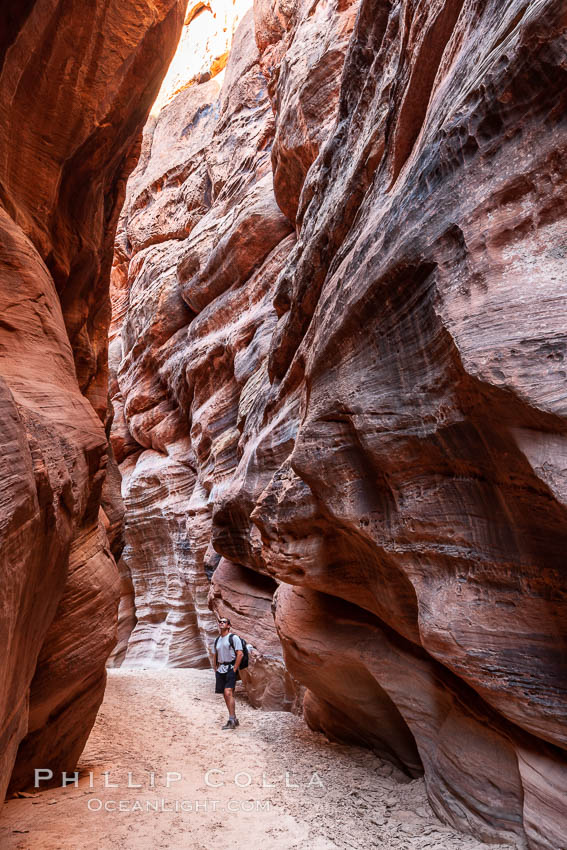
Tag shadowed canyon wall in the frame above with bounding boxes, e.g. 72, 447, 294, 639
0, 0, 187, 796
111, 0, 567, 847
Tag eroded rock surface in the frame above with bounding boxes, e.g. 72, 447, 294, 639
0, 0, 186, 796
111, 0, 567, 846
108, 5, 301, 693
263, 2, 567, 846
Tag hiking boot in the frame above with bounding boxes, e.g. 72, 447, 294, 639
222, 719, 236, 730
234, 718, 240, 727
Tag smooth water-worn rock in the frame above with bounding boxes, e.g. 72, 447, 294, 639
108, 6, 299, 688
0, 0, 186, 796
111, 0, 567, 845
258, 1, 567, 846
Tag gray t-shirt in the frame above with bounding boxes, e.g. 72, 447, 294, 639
215, 633, 243, 673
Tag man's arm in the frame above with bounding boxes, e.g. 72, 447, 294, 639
233, 649, 244, 672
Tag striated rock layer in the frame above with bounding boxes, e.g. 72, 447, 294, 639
108, 2, 303, 698
0, 0, 187, 796
111, 0, 567, 846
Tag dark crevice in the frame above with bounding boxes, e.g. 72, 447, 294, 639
389, 0, 466, 188
0, 1, 37, 76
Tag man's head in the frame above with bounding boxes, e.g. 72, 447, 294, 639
218, 617, 230, 634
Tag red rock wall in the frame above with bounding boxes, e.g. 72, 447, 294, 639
263, 1, 567, 847
108, 3, 304, 703
110, 0, 567, 846
0, 0, 187, 796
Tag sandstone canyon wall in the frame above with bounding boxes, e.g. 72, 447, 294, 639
108, 0, 306, 714
110, 0, 567, 847
0, 0, 187, 796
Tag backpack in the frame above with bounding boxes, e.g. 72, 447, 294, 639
214, 633, 249, 670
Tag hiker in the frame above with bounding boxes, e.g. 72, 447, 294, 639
214, 617, 243, 730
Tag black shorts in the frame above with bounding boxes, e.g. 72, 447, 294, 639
215, 668, 237, 693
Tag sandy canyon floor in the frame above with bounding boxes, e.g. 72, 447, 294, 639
1, 670, 513, 850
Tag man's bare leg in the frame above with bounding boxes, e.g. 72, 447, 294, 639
223, 687, 235, 718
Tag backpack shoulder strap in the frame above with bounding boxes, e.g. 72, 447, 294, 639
214, 636, 219, 650
228, 633, 234, 650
